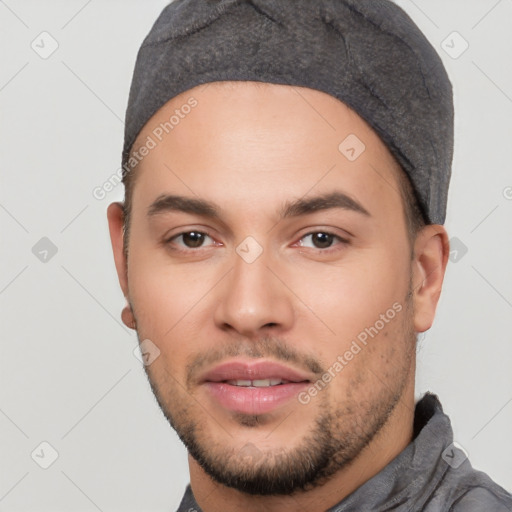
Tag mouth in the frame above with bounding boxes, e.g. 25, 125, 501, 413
224, 378, 297, 387
200, 359, 312, 384
199, 360, 312, 415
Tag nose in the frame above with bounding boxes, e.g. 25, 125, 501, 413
213, 242, 295, 337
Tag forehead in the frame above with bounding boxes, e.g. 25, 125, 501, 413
129, 81, 404, 224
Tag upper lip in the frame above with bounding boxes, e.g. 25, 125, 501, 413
199, 360, 312, 383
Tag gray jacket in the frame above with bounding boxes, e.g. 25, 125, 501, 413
176, 392, 512, 511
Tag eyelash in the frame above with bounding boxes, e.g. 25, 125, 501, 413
163, 230, 349, 254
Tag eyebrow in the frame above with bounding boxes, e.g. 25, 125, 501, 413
147, 191, 371, 220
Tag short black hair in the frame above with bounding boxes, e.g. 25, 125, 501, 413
394, 164, 428, 257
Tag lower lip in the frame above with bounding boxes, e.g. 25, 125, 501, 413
203, 382, 309, 415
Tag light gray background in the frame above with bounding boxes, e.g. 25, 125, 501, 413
1, 1, 511, 510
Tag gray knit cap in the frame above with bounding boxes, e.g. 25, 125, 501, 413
123, 0, 454, 225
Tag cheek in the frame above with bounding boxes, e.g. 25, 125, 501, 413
286, 245, 410, 339
292, 255, 412, 399
284, 247, 412, 393
127, 242, 212, 347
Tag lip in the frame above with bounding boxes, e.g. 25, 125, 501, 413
199, 359, 312, 415
199, 360, 312, 384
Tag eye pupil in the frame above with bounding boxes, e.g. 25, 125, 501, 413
183, 231, 204, 248
312, 232, 333, 248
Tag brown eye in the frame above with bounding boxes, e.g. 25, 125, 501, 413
181, 231, 206, 248
311, 232, 334, 249
298, 231, 348, 251
166, 231, 214, 250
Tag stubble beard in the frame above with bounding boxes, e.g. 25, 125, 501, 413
138, 282, 416, 496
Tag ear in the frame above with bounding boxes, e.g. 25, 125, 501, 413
411, 224, 450, 333
107, 202, 129, 298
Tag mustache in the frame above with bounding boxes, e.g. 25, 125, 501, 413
185, 335, 324, 388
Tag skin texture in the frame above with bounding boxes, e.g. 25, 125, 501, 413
107, 81, 450, 512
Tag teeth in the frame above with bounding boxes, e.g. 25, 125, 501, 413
227, 378, 288, 387
229, 379, 252, 387
253, 379, 274, 387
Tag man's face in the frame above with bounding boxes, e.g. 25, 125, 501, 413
111, 82, 420, 494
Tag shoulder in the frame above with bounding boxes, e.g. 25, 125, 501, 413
449, 485, 512, 511
446, 468, 512, 512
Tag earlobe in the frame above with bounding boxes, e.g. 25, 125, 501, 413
121, 303, 137, 330
412, 225, 450, 333
107, 202, 129, 298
